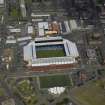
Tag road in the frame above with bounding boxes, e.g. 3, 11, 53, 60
6, 67, 81, 79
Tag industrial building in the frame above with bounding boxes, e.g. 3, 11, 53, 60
23, 37, 79, 72
38, 21, 60, 37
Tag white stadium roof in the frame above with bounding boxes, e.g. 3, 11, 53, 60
23, 37, 79, 67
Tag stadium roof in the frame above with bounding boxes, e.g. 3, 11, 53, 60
23, 37, 79, 67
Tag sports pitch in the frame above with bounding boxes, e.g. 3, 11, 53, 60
39, 74, 72, 88
36, 44, 66, 58
36, 49, 66, 58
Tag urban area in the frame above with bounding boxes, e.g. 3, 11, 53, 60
0, 0, 105, 105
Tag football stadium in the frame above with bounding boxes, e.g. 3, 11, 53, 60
23, 37, 79, 71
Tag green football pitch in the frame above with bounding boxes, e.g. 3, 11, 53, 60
36, 49, 66, 58
39, 74, 72, 88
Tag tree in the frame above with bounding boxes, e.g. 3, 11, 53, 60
10, 8, 21, 19
96, 0, 104, 5
25, 0, 32, 4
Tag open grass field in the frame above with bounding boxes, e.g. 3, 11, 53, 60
0, 87, 5, 97
36, 49, 66, 58
17, 80, 37, 105
39, 74, 71, 88
17, 80, 33, 96
71, 80, 105, 105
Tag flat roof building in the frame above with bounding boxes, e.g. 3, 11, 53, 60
0, 0, 4, 4
0, 0, 4, 7
48, 87, 65, 95
28, 26, 34, 34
